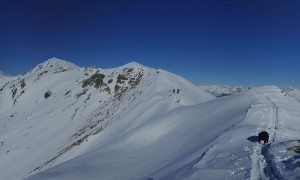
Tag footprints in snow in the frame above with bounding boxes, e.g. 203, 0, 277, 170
250, 95, 280, 179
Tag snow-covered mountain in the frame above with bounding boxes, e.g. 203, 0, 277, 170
1, 58, 300, 180
0, 58, 213, 179
199, 85, 251, 97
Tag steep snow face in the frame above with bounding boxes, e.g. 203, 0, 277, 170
0, 59, 214, 180
27, 86, 300, 180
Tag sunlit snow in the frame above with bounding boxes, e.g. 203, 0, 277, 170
0, 58, 299, 180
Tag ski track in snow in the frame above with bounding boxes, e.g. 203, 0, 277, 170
250, 91, 283, 180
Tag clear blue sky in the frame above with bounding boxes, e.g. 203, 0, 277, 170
1, 0, 300, 86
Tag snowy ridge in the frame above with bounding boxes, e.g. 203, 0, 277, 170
1, 59, 300, 179
27, 86, 300, 180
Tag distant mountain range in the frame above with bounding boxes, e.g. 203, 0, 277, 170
0, 58, 299, 179
199, 84, 300, 103
284, 87, 300, 102
198, 85, 251, 97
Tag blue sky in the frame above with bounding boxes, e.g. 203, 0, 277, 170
1, 0, 300, 86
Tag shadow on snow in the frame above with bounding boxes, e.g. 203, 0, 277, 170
247, 135, 258, 143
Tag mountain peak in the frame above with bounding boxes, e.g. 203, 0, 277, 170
30, 57, 80, 74
122, 61, 145, 68
42, 57, 79, 70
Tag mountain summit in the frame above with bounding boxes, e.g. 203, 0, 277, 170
24, 57, 79, 78
121, 61, 146, 68
42, 57, 79, 70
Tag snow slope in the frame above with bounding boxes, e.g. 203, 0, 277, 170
27, 84, 300, 180
28, 90, 257, 180
1, 58, 300, 180
0, 58, 214, 179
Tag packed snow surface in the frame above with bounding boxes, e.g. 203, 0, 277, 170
0, 58, 300, 180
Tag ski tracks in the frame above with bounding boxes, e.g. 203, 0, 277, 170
250, 91, 283, 180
